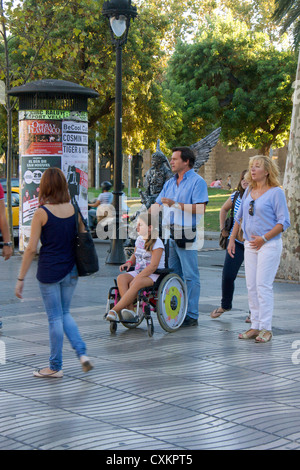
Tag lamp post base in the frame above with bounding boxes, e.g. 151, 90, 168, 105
106, 238, 126, 265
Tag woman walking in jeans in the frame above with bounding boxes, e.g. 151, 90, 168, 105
210, 170, 248, 319
15, 168, 93, 377
228, 155, 290, 343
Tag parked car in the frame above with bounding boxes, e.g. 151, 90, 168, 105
0, 177, 19, 190
0, 189, 20, 242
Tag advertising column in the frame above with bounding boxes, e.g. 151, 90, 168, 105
19, 109, 88, 251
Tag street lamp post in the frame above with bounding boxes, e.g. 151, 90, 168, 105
102, 0, 137, 264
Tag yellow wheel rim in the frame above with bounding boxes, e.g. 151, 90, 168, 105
164, 286, 181, 320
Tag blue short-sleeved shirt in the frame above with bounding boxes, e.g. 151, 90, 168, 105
156, 169, 209, 227
235, 186, 290, 241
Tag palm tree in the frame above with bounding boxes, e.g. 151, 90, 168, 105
273, 0, 300, 48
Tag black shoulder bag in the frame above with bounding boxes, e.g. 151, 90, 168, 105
219, 191, 239, 250
73, 202, 99, 276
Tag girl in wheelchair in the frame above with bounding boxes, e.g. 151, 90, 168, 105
106, 212, 165, 322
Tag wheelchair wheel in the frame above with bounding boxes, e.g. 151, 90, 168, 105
110, 321, 118, 334
156, 273, 187, 332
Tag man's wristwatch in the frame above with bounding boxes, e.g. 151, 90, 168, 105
174, 202, 180, 209
3, 242, 12, 246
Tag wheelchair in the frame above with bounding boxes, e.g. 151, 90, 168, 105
104, 264, 188, 337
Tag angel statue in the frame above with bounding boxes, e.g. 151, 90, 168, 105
139, 128, 221, 208
139, 140, 173, 208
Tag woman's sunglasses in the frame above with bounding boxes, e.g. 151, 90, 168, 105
249, 200, 255, 216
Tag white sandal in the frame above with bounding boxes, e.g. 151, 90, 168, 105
106, 309, 118, 321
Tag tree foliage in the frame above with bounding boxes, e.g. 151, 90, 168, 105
272, 0, 300, 48
163, 14, 297, 154
0, 0, 297, 158
1, 0, 185, 155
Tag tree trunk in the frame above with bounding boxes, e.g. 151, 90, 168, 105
1, 0, 14, 252
277, 50, 300, 282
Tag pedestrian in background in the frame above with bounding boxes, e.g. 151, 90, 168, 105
210, 170, 249, 320
226, 175, 232, 190
0, 181, 13, 329
15, 168, 93, 377
228, 155, 290, 343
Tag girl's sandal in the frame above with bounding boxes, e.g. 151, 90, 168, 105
210, 307, 230, 319
255, 329, 272, 343
238, 329, 260, 340
106, 309, 118, 321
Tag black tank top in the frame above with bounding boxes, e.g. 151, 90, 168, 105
36, 206, 76, 283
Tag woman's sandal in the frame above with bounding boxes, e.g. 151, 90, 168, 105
33, 368, 63, 378
106, 309, 118, 321
238, 329, 260, 340
255, 329, 272, 343
210, 307, 230, 318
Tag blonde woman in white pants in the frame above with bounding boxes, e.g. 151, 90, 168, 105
227, 155, 290, 343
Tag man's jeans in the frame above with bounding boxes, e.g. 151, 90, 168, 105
168, 239, 200, 320
38, 265, 86, 371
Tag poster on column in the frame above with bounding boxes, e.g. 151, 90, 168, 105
20, 155, 62, 249
62, 120, 89, 220
18, 110, 89, 250
19, 119, 62, 156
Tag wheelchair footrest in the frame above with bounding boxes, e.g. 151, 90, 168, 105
104, 312, 140, 323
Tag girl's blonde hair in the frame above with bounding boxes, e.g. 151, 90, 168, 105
245, 155, 280, 189
137, 212, 159, 252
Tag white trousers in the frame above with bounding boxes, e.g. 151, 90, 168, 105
244, 238, 282, 331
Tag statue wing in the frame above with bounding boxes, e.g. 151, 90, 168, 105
190, 127, 221, 172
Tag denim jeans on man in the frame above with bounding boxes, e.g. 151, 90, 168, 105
39, 265, 86, 371
168, 239, 200, 320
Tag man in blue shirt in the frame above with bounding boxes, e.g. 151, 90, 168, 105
151, 147, 208, 326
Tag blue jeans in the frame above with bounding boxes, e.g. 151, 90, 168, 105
168, 239, 200, 320
38, 265, 86, 371
88, 208, 97, 228
221, 240, 244, 310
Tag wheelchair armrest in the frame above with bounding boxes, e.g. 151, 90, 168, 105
154, 268, 171, 275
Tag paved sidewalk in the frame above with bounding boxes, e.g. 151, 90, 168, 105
0, 237, 300, 451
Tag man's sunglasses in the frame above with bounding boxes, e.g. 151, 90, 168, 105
249, 200, 255, 216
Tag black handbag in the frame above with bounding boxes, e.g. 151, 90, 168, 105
219, 192, 239, 250
170, 224, 197, 248
73, 202, 99, 277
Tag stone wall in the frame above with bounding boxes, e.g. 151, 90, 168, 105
201, 143, 288, 189
89, 144, 288, 190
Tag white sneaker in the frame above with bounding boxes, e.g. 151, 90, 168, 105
80, 355, 94, 373
121, 309, 136, 321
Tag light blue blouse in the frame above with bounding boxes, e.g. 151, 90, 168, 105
235, 186, 290, 241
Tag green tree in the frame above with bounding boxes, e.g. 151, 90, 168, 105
1, 0, 184, 155
164, 15, 297, 154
